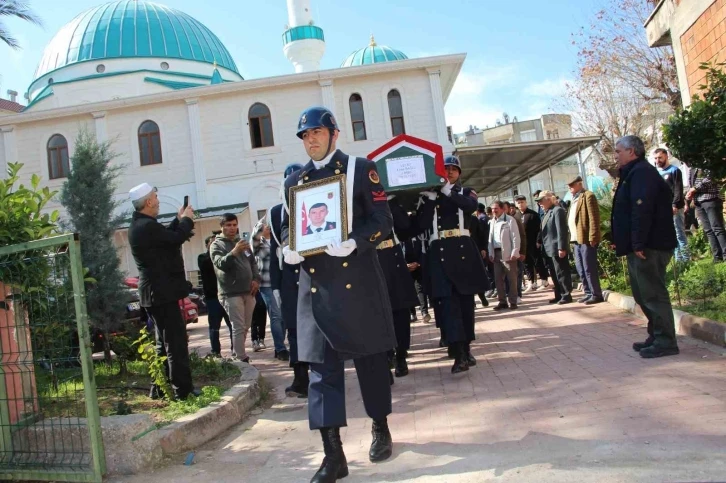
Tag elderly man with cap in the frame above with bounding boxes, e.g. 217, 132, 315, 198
567, 175, 603, 304
127, 183, 199, 400
536, 190, 573, 304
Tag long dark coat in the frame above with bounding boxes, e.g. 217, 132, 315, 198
417, 185, 489, 298
128, 212, 193, 307
376, 200, 419, 311
282, 149, 397, 361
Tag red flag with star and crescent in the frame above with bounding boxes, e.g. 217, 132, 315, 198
301, 201, 308, 234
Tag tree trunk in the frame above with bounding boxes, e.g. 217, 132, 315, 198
103, 329, 113, 365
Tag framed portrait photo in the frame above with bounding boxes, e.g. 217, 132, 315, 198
289, 174, 349, 256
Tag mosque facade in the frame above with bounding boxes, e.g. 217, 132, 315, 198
0, 0, 463, 278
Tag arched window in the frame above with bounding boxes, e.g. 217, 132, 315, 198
249, 103, 274, 148
47, 134, 70, 180
138, 120, 162, 166
387, 89, 406, 136
349, 94, 367, 141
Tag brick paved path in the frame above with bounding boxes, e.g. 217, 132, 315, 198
114, 290, 726, 482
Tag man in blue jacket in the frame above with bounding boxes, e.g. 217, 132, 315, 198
612, 136, 679, 358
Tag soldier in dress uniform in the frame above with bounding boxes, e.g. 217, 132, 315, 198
269, 163, 309, 398
377, 197, 420, 377
280, 106, 397, 483
418, 155, 489, 374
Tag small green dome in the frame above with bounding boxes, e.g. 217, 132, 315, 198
33, 0, 239, 80
341, 35, 408, 67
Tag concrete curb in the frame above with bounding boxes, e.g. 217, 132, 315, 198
603, 290, 726, 347
156, 362, 262, 454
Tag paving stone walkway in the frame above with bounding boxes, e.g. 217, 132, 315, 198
113, 289, 726, 482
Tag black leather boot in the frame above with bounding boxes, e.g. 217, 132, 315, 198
394, 350, 409, 377
451, 342, 469, 374
311, 427, 348, 483
285, 363, 309, 398
464, 342, 476, 367
369, 418, 393, 462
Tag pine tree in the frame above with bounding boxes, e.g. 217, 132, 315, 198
60, 130, 126, 364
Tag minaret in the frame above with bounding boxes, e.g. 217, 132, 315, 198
283, 0, 325, 73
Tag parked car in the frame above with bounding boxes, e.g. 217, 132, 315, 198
124, 277, 198, 325
91, 288, 146, 353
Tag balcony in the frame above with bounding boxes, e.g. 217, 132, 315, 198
282, 25, 325, 46
644, 0, 676, 47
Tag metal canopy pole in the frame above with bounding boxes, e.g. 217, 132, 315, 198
577, 144, 589, 190
526, 175, 533, 200
548, 164, 555, 192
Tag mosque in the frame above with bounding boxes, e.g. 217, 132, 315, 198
0, 0, 464, 279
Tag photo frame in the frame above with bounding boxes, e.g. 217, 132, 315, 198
289, 174, 348, 256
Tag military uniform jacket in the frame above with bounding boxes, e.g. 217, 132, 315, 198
417, 185, 488, 298
268, 203, 299, 331
376, 200, 420, 311
281, 149, 397, 362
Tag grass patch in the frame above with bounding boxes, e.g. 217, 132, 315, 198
35, 351, 241, 423
675, 302, 726, 323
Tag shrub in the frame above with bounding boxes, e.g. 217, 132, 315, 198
670, 259, 726, 309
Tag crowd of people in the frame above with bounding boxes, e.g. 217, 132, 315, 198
127, 116, 703, 481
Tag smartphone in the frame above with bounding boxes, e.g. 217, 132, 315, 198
182, 195, 189, 209
241, 232, 251, 256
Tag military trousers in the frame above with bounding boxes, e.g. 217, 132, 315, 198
392, 308, 411, 352
433, 287, 475, 344
308, 341, 392, 430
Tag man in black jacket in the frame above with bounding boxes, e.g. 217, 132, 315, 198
613, 136, 679, 358
515, 195, 543, 292
128, 183, 198, 400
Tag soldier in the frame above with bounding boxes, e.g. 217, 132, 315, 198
418, 155, 489, 374
377, 197, 420, 377
269, 163, 309, 398
281, 106, 397, 483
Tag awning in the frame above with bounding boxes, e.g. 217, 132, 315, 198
117, 202, 249, 229
456, 136, 602, 196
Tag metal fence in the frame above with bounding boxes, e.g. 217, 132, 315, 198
0, 234, 104, 482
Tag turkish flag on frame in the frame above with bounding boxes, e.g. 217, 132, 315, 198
301, 201, 308, 234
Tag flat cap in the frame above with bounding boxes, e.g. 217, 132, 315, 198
534, 190, 554, 201
567, 175, 583, 186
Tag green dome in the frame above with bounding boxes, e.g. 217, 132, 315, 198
341, 36, 408, 67
33, 0, 239, 80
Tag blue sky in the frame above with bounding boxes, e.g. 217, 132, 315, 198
0, 0, 603, 132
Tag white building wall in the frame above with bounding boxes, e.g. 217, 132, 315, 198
12, 115, 95, 206
4, 66, 446, 278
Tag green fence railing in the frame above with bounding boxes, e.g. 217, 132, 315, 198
0, 234, 104, 482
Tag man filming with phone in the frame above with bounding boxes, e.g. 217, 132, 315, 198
210, 213, 262, 363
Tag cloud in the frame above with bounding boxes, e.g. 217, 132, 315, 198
444, 61, 519, 132
523, 77, 570, 98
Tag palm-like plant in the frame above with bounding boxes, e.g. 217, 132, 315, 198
0, 0, 42, 50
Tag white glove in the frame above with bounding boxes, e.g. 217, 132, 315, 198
282, 246, 305, 265
273, 289, 282, 308
441, 182, 454, 196
420, 191, 437, 201
325, 239, 357, 257
387, 194, 396, 201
